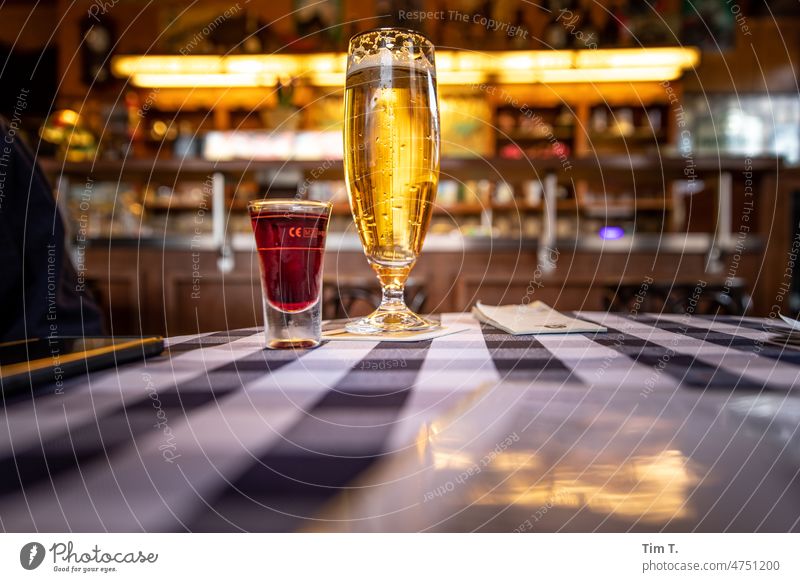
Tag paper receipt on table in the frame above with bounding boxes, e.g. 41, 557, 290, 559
472, 301, 606, 335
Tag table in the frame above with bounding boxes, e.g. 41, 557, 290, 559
2, 312, 799, 532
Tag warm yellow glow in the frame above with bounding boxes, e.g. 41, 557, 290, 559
225, 58, 265, 75
235, 55, 299, 74
305, 53, 347, 73
431, 449, 478, 470
309, 72, 345, 87
469, 450, 699, 524
151, 120, 168, 136
497, 51, 574, 71
112, 48, 699, 88
437, 71, 489, 85
131, 73, 278, 87
113, 55, 223, 76
576, 47, 700, 70
58, 109, 81, 125
545, 66, 685, 83
498, 66, 685, 84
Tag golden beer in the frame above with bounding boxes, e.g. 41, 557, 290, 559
344, 65, 439, 275
343, 29, 440, 333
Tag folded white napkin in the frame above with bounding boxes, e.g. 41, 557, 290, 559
472, 301, 606, 335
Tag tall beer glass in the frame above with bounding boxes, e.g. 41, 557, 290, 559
343, 28, 440, 333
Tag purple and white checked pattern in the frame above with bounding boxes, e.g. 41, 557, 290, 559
1, 313, 799, 532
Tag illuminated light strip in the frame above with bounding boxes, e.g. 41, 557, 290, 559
113, 55, 224, 76
497, 66, 686, 84
308, 72, 346, 87
312, 71, 489, 86
112, 48, 699, 88
131, 73, 278, 87
497, 51, 574, 71
576, 47, 700, 69
436, 71, 489, 85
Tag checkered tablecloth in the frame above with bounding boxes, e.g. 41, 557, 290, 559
1, 312, 799, 532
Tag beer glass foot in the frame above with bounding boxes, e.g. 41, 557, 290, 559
345, 309, 440, 334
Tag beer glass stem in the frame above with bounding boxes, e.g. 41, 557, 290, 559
379, 283, 406, 312
341, 261, 435, 334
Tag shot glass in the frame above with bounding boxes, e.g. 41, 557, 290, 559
249, 199, 332, 349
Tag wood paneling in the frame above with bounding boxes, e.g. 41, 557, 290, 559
78, 242, 768, 336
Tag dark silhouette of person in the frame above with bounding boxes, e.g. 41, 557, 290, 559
0, 117, 103, 341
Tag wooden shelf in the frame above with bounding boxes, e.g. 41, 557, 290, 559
41, 156, 781, 180
331, 203, 488, 216
491, 202, 536, 211
497, 130, 574, 142
580, 198, 673, 211
491, 200, 578, 212
229, 201, 580, 216
434, 203, 486, 215
231, 201, 535, 215
587, 130, 667, 142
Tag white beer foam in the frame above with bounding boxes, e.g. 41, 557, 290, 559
349, 34, 435, 76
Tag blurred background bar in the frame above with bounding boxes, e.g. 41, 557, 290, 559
2, 0, 799, 335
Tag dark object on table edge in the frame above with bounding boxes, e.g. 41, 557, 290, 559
0, 336, 164, 394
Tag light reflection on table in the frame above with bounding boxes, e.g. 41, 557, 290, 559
310, 382, 798, 532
